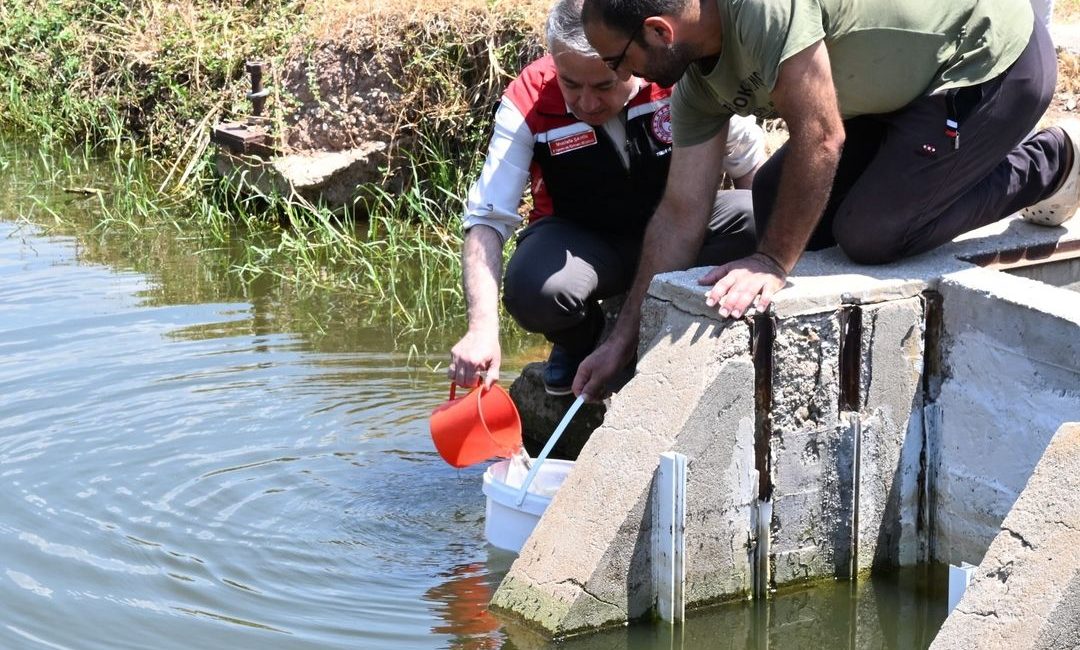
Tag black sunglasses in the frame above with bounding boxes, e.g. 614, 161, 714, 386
602, 21, 645, 72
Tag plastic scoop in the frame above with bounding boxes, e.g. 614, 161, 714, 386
515, 394, 586, 506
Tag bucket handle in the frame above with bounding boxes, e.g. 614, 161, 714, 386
473, 380, 520, 457
447, 379, 517, 457
448, 376, 483, 401
515, 394, 586, 506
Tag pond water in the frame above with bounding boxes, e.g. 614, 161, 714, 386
0, 137, 949, 649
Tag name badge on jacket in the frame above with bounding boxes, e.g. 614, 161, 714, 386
548, 130, 598, 156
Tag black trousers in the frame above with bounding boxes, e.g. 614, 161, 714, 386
753, 18, 1061, 264
502, 190, 756, 354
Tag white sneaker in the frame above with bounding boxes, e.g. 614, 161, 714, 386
1021, 120, 1080, 227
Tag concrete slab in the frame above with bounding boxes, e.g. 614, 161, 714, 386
768, 313, 851, 584
932, 267, 1080, 565
931, 423, 1080, 650
856, 298, 926, 571
490, 300, 756, 637
648, 216, 1080, 319
214, 142, 386, 209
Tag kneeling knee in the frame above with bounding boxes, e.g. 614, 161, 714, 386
503, 280, 581, 334
833, 218, 906, 266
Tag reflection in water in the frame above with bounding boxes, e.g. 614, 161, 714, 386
423, 557, 511, 649
489, 566, 946, 650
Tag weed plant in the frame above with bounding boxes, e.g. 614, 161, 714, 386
0, 0, 544, 340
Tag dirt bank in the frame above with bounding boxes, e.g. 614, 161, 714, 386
273, 4, 544, 191
5, 1, 1080, 205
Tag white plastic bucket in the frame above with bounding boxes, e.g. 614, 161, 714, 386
482, 458, 574, 553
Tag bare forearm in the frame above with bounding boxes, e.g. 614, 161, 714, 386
610, 202, 707, 343
757, 130, 841, 272
462, 225, 503, 332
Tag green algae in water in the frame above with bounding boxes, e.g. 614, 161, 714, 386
496, 565, 950, 649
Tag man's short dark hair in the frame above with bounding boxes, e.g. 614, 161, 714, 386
581, 0, 689, 38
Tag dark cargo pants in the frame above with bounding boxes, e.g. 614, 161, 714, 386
753, 18, 1062, 264
502, 189, 755, 354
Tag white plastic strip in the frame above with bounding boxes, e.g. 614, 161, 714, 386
656, 451, 687, 623
515, 395, 585, 506
948, 562, 977, 613
753, 496, 772, 600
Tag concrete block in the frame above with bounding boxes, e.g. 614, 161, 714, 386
856, 414, 922, 571
932, 268, 1080, 564
769, 422, 855, 585
932, 466, 1026, 567
647, 262, 935, 321
672, 361, 757, 605
856, 298, 926, 571
214, 143, 387, 210
767, 313, 852, 585
860, 298, 925, 418
491, 304, 756, 636
931, 423, 1080, 650
648, 216, 1080, 320
771, 313, 841, 434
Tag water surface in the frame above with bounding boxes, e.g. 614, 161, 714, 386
0, 138, 948, 649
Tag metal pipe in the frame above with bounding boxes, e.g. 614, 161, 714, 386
245, 61, 269, 117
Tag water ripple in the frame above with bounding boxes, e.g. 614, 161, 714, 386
0, 219, 501, 650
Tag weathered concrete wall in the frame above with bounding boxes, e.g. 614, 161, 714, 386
1008, 257, 1080, 293
932, 268, 1080, 566
490, 298, 756, 636
491, 218, 1080, 638
767, 297, 928, 582
652, 267, 934, 587
855, 298, 927, 571
768, 311, 849, 584
932, 423, 1080, 650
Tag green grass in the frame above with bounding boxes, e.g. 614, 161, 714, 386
0, 0, 543, 334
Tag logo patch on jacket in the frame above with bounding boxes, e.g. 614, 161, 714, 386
548, 130, 598, 156
651, 105, 673, 144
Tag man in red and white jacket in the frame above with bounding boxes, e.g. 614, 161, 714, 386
448, 0, 765, 396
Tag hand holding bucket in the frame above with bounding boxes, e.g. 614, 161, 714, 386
430, 381, 522, 468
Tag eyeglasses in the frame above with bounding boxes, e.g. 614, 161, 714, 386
602, 21, 644, 72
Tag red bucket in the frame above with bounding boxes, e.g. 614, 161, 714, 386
430, 382, 522, 468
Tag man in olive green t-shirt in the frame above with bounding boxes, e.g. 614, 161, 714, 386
570, 0, 1071, 400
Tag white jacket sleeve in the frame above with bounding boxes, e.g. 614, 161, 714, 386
461, 99, 533, 244
722, 114, 768, 180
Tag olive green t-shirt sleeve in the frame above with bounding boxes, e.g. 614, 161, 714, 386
670, 73, 732, 148
671, 0, 827, 147
767, 0, 827, 89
